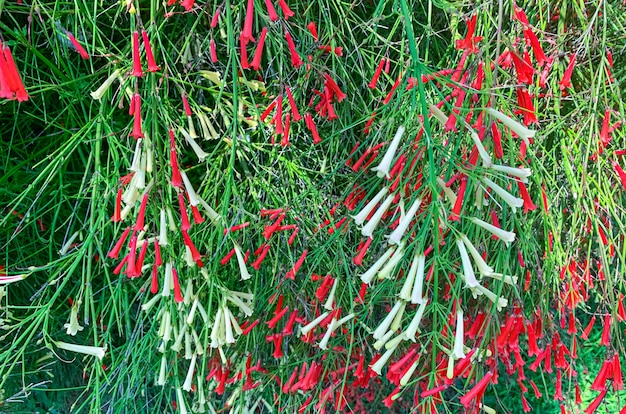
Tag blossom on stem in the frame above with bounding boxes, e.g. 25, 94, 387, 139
471, 217, 515, 246
490, 165, 532, 182
300, 311, 329, 336
456, 238, 480, 288
233, 243, 251, 280
373, 301, 404, 340
404, 299, 428, 341
264, 0, 278, 21
64, 303, 84, 336
360, 246, 395, 284
559, 53, 576, 92
452, 309, 466, 359
55, 341, 107, 360
459, 371, 493, 408
241, 0, 256, 43
410, 253, 426, 304
483, 177, 524, 212
460, 234, 494, 275
473, 284, 508, 311
352, 187, 388, 226
486, 107, 536, 146
388, 197, 421, 245
141, 30, 160, 72
131, 31, 143, 77
278, 0, 295, 19
179, 127, 208, 161
66, 32, 89, 59
361, 194, 395, 238
284, 31, 303, 68
0, 43, 29, 101
91, 69, 120, 100
251, 27, 268, 71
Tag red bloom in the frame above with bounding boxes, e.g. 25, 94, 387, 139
285, 87, 301, 121
178, 193, 191, 231
108, 227, 131, 259
304, 113, 321, 144
559, 53, 576, 92
455, 14, 482, 53
517, 181, 537, 213
210, 39, 218, 63
131, 31, 143, 77
66, 32, 89, 59
264, 0, 278, 21
172, 266, 183, 303
511, 51, 534, 84
284, 31, 303, 68
515, 88, 538, 126
180, 0, 195, 12
368, 57, 385, 89
459, 371, 493, 408
524, 29, 546, 66
285, 249, 307, 279
241, 0, 255, 43
240, 35, 250, 69
251, 27, 268, 71
112, 188, 123, 222
307, 22, 318, 41
324, 74, 346, 102
134, 193, 149, 231
585, 390, 607, 414
0, 43, 28, 101
278, 0, 294, 20
141, 30, 160, 72
613, 161, 626, 190
130, 94, 144, 139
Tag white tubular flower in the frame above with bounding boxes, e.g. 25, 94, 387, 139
179, 127, 208, 162
90, 69, 120, 100
390, 302, 407, 332
373, 301, 403, 340
460, 234, 494, 276
233, 243, 251, 281
171, 325, 186, 352
184, 246, 195, 267
198, 196, 221, 222
160, 311, 172, 344
483, 177, 524, 212
428, 103, 449, 126
64, 304, 84, 336
372, 126, 406, 178
388, 198, 422, 245
323, 278, 338, 311
486, 107, 536, 146
385, 332, 407, 350
474, 284, 508, 312
400, 359, 419, 386
162, 263, 172, 297
180, 170, 200, 206
183, 354, 197, 392
352, 187, 389, 226
361, 194, 395, 238
370, 341, 399, 375
452, 310, 466, 359
490, 165, 532, 183
300, 311, 330, 336
484, 272, 518, 285
141, 294, 161, 312
210, 307, 224, 348
360, 246, 395, 285
318, 318, 336, 350
469, 130, 492, 168
405, 300, 428, 341
471, 217, 516, 246
130, 139, 143, 172
223, 305, 235, 344
373, 330, 393, 350
226, 294, 254, 317
177, 388, 189, 414
399, 251, 419, 301
184, 331, 193, 359
410, 253, 427, 305
456, 238, 480, 288
157, 354, 167, 386
55, 341, 107, 360
378, 245, 405, 280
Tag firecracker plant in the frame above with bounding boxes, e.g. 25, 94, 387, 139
0, 0, 625, 413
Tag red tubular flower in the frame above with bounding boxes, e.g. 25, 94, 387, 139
108, 227, 131, 259
600, 314, 611, 346
511, 51, 534, 84
459, 372, 493, 408
178, 193, 191, 231
267, 306, 289, 329
141, 30, 160, 72
66, 32, 89, 59
285, 87, 301, 121
455, 14, 483, 53
539, 56, 554, 88
559, 53, 576, 92
284, 31, 303, 68
517, 181, 537, 213
278, 0, 294, 19
324, 74, 346, 102
274, 95, 284, 135
450, 175, 467, 221
515, 88, 538, 126
304, 113, 321, 144
555, 370, 564, 400
154, 239, 162, 266
112, 188, 123, 222
281, 113, 291, 146
169, 129, 183, 188
286, 249, 307, 280
240, 35, 250, 69
383, 75, 401, 104
368, 58, 385, 89
130, 94, 144, 139
521, 394, 532, 412
182, 230, 203, 266
220, 248, 235, 265
264, 0, 278, 21
150, 263, 159, 294
134, 238, 149, 276
353, 237, 373, 266
613, 161, 626, 190
272, 335, 284, 358
134, 193, 149, 230
307, 22, 318, 41
251, 27, 268, 71
524, 29, 546, 66
614, 352, 624, 390
172, 266, 183, 303
181, 94, 192, 116
125, 231, 138, 277
131, 31, 143, 77
241, 0, 256, 43
210, 5, 221, 27
1, 43, 28, 101
210, 39, 218, 63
